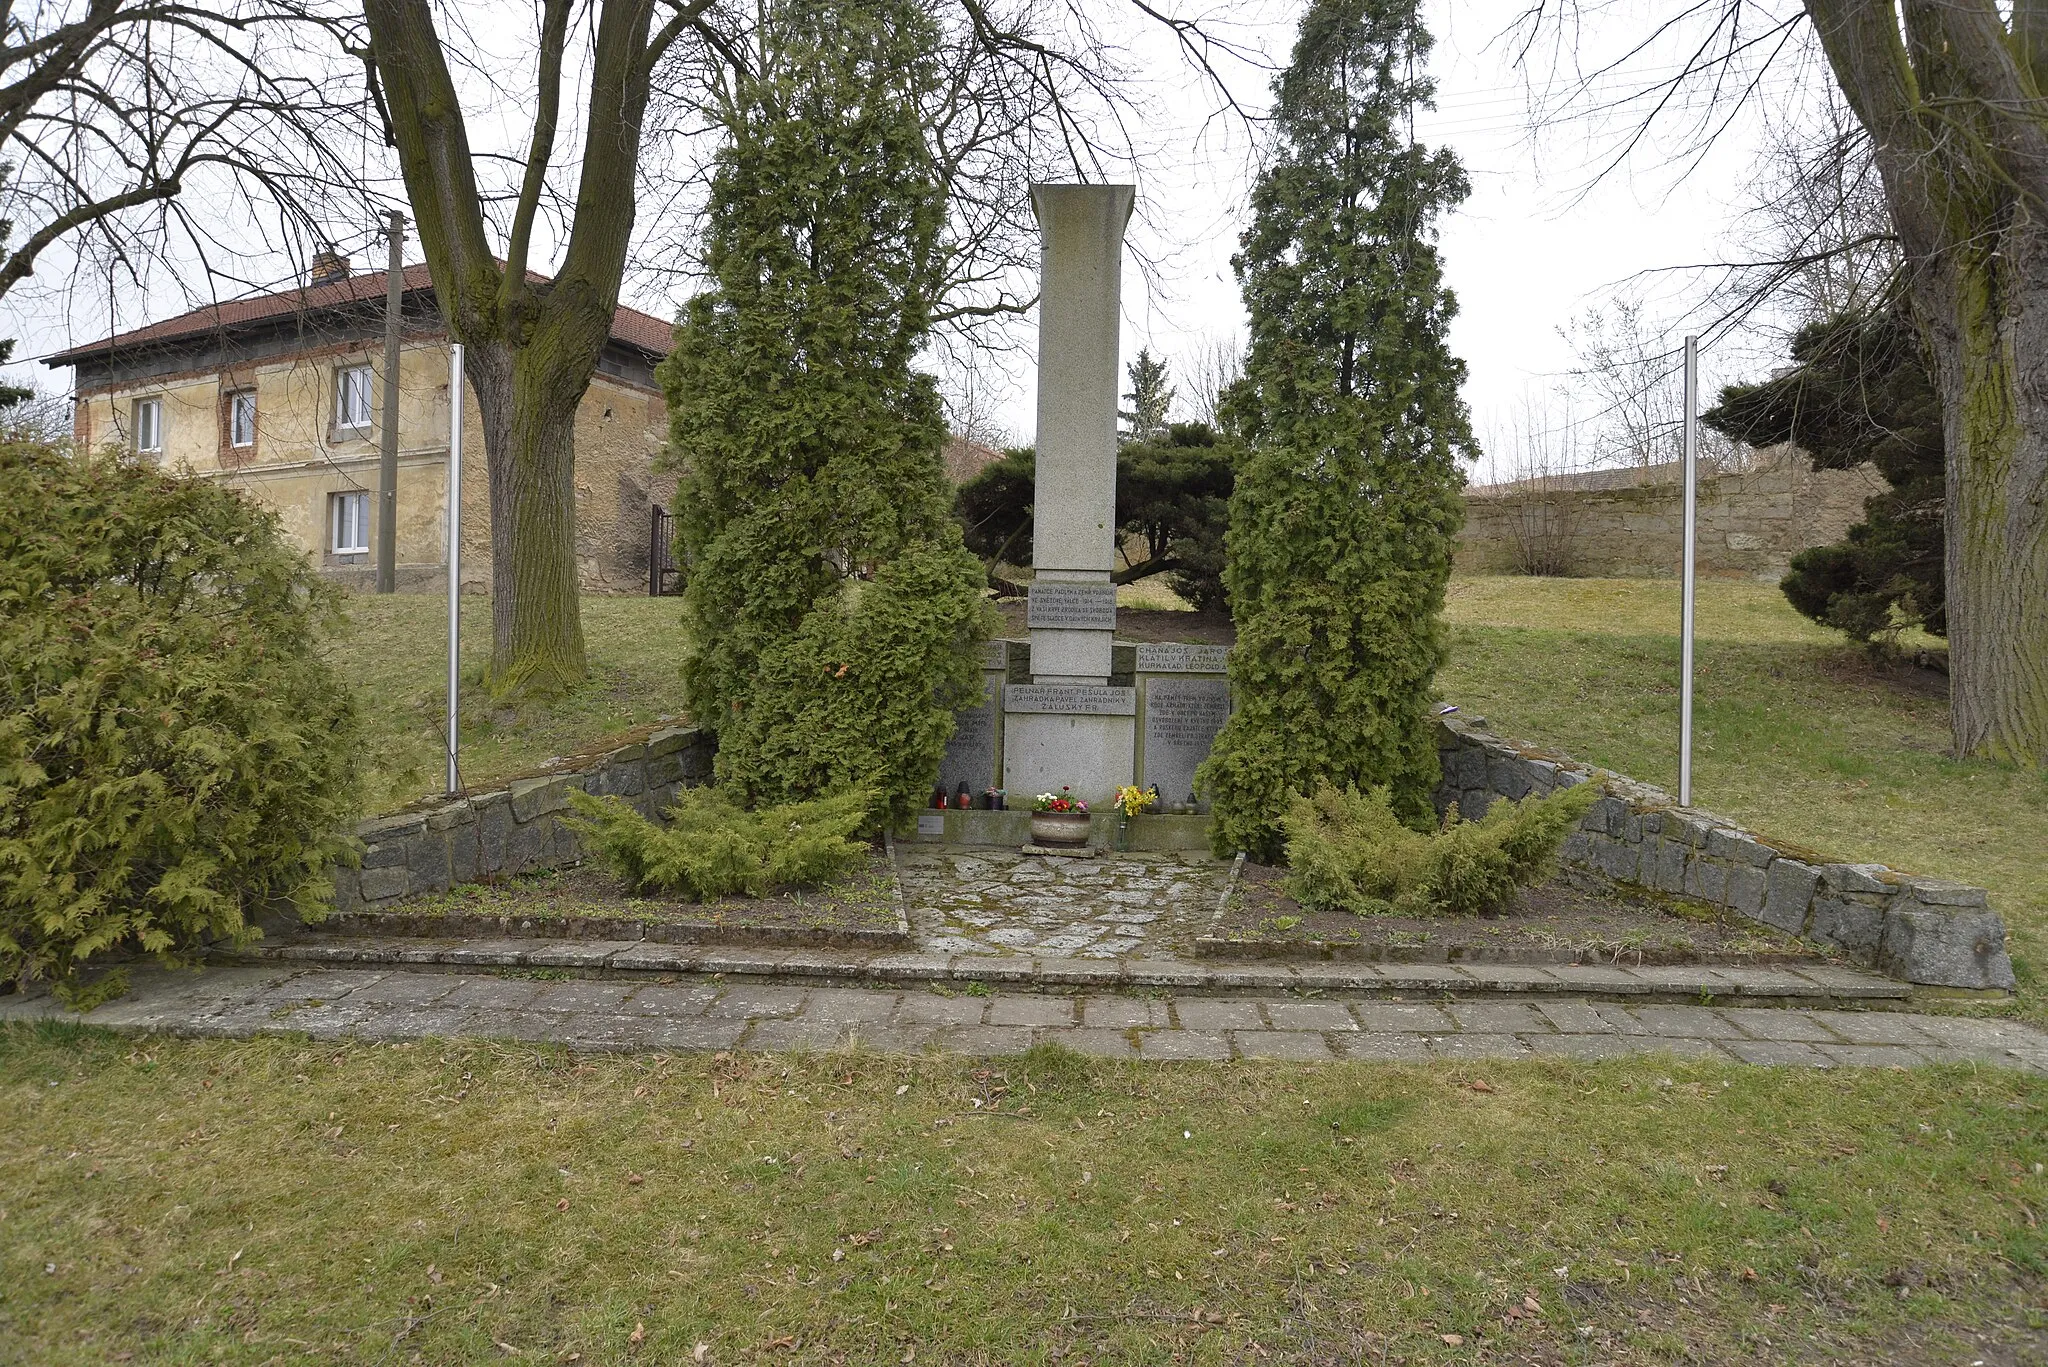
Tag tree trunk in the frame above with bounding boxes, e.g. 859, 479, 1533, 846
1805, 0, 2048, 765
468, 341, 590, 698
361, 0, 670, 703
1917, 243, 2048, 763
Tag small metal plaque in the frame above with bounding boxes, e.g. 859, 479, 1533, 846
1026, 581, 1118, 630
1133, 642, 1229, 674
1003, 683, 1137, 716
916, 813, 946, 836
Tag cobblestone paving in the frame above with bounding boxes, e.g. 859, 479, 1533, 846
895, 849, 1221, 958
7, 962, 2044, 1072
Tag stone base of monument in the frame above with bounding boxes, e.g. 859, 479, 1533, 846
1001, 708, 1136, 808
900, 808, 1212, 852
1019, 843, 1103, 858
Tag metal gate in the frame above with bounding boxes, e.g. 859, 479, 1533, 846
649, 504, 682, 596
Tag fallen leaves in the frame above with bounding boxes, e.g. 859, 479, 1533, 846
1467, 1080, 1495, 1095
1440, 1332, 1465, 1345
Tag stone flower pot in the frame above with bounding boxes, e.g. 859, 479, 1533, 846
1029, 811, 1093, 847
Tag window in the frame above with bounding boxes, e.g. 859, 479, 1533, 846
336, 364, 374, 431
330, 490, 370, 555
133, 398, 163, 456
227, 389, 256, 448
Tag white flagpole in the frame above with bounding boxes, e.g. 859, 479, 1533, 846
1679, 335, 1698, 807
446, 343, 464, 797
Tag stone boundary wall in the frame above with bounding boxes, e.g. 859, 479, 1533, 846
1433, 718, 2016, 991
1456, 453, 1886, 581
330, 726, 715, 915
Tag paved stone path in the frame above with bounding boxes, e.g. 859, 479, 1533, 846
896, 848, 1219, 958
7, 962, 2044, 1071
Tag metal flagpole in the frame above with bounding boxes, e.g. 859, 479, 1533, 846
1679, 335, 1699, 807
446, 343, 464, 796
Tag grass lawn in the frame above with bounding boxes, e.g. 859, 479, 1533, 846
4, 1023, 2044, 1364
334, 594, 691, 813
1437, 577, 2048, 1017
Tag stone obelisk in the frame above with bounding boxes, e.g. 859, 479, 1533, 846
1001, 183, 1138, 805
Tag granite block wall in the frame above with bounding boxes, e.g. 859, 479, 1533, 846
328, 726, 715, 914
1433, 717, 2015, 991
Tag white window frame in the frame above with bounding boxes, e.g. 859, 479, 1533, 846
330, 490, 370, 555
227, 388, 256, 448
133, 397, 163, 456
335, 364, 374, 432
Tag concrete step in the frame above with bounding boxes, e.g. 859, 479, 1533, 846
229, 935, 1919, 1007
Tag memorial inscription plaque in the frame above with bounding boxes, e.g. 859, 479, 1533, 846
938, 679, 1000, 794
1026, 581, 1118, 630
1141, 677, 1231, 806
1133, 642, 1229, 674
1004, 683, 1137, 716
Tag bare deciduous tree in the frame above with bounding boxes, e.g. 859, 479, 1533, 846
1508, 0, 2048, 765
1, 1, 369, 311
1178, 332, 1241, 428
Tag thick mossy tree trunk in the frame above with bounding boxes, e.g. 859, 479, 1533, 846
466, 339, 598, 697
1809, 0, 2048, 764
1923, 248, 2048, 762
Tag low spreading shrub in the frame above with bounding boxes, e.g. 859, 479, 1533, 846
565, 786, 871, 901
1282, 780, 1598, 917
0, 443, 361, 995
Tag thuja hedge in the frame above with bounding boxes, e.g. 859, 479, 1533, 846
1197, 0, 1475, 861
0, 443, 360, 993
660, 0, 991, 826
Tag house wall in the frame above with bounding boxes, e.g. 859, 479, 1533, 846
72, 339, 671, 593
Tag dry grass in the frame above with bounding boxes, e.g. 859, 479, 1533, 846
3, 1024, 2044, 1364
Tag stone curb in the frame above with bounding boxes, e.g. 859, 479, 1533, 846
221, 936, 1919, 1005
1435, 717, 2017, 991
18, 968, 2042, 1073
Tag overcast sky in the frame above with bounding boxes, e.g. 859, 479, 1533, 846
5, 0, 1820, 484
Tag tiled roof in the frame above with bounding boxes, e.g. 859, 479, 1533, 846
44, 262, 674, 366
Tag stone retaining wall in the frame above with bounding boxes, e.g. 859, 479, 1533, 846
1432, 717, 2016, 991
1456, 449, 1886, 581
329, 726, 715, 914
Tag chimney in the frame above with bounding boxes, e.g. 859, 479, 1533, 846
308, 247, 350, 285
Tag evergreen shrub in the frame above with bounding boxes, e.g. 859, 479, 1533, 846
1282, 781, 1597, 917
1198, 0, 1475, 861
0, 443, 360, 993
565, 787, 870, 901
660, 0, 991, 827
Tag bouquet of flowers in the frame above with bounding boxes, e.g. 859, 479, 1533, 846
1112, 784, 1156, 818
1032, 787, 1088, 814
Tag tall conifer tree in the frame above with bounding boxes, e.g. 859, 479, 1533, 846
1199, 0, 1474, 861
661, 0, 992, 824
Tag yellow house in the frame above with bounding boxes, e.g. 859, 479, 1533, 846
46, 256, 675, 593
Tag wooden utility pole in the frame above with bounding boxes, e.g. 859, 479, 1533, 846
376, 209, 406, 593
